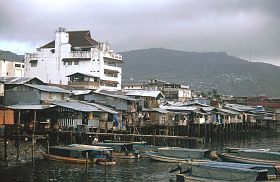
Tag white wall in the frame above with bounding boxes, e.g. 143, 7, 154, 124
25, 29, 122, 90
0, 60, 24, 77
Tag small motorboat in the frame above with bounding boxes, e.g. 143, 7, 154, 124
217, 147, 280, 166
146, 147, 210, 163
43, 144, 116, 165
175, 161, 279, 182
92, 142, 140, 159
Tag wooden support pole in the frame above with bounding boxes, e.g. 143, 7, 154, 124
3, 110, 7, 162
32, 110, 36, 165
16, 111, 21, 161
85, 152, 88, 172
47, 134, 50, 161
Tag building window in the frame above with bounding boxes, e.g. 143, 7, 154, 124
74, 61, 79, 65
30, 60, 38, 67
64, 61, 74, 65
22, 65, 25, 68
105, 72, 118, 78
15, 63, 21, 68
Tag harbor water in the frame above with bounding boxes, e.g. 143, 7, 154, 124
1, 132, 280, 182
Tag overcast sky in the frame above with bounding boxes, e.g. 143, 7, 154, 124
0, 0, 279, 65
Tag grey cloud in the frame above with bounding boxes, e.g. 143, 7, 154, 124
0, 0, 279, 65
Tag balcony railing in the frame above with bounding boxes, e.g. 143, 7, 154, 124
104, 52, 122, 60
68, 81, 100, 89
69, 51, 91, 58
26, 53, 40, 59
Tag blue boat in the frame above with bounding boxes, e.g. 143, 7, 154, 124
175, 161, 279, 182
43, 144, 116, 165
92, 142, 140, 159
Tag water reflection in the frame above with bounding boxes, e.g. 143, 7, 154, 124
0, 132, 279, 182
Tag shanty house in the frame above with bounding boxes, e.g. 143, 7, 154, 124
125, 90, 164, 109
84, 90, 141, 128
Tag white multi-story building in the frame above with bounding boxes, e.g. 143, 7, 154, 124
25, 27, 123, 90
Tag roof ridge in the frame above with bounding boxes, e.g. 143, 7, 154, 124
67, 30, 90, 33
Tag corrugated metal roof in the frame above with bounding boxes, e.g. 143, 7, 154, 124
224, 104, 256, 112
52, 100, 101, 112
5, 104, 56, 110
218, 108, 240, 115
84, 102, 118, 114
151, 108, 169, 114
201, 106, 216, 112
0, 77, 44, 85
94, 91, 140, 102
126, 90, 164, 98
71, 89, 92, 95
183, 101, 209, 107
25, 84, 71, 94
160, 105, 197, 111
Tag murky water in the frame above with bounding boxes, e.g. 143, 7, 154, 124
1, 132, 280, 182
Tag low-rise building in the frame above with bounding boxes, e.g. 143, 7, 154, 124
123, 79, 192, 101
0, 59, 25, 77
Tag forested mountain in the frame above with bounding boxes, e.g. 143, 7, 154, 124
121, 48, 280, 96
0, 50, 24, 62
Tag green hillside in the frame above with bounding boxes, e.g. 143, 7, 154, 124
121, 48, 280, 97
0, 50, 24, 62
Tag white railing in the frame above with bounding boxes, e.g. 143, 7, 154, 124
104, 52, 122, 60
102, 76, 119, 82
104, 65, 121, 71
26, 53, 40, 59
69, 51, 91, 58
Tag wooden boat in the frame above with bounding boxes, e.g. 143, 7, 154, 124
146, 147, 210, 163
146, 151, 209, 163
43, 144, 116, 165
92, 142, 140, 159
217, 148, 280, 166
175, 161, 278, 182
